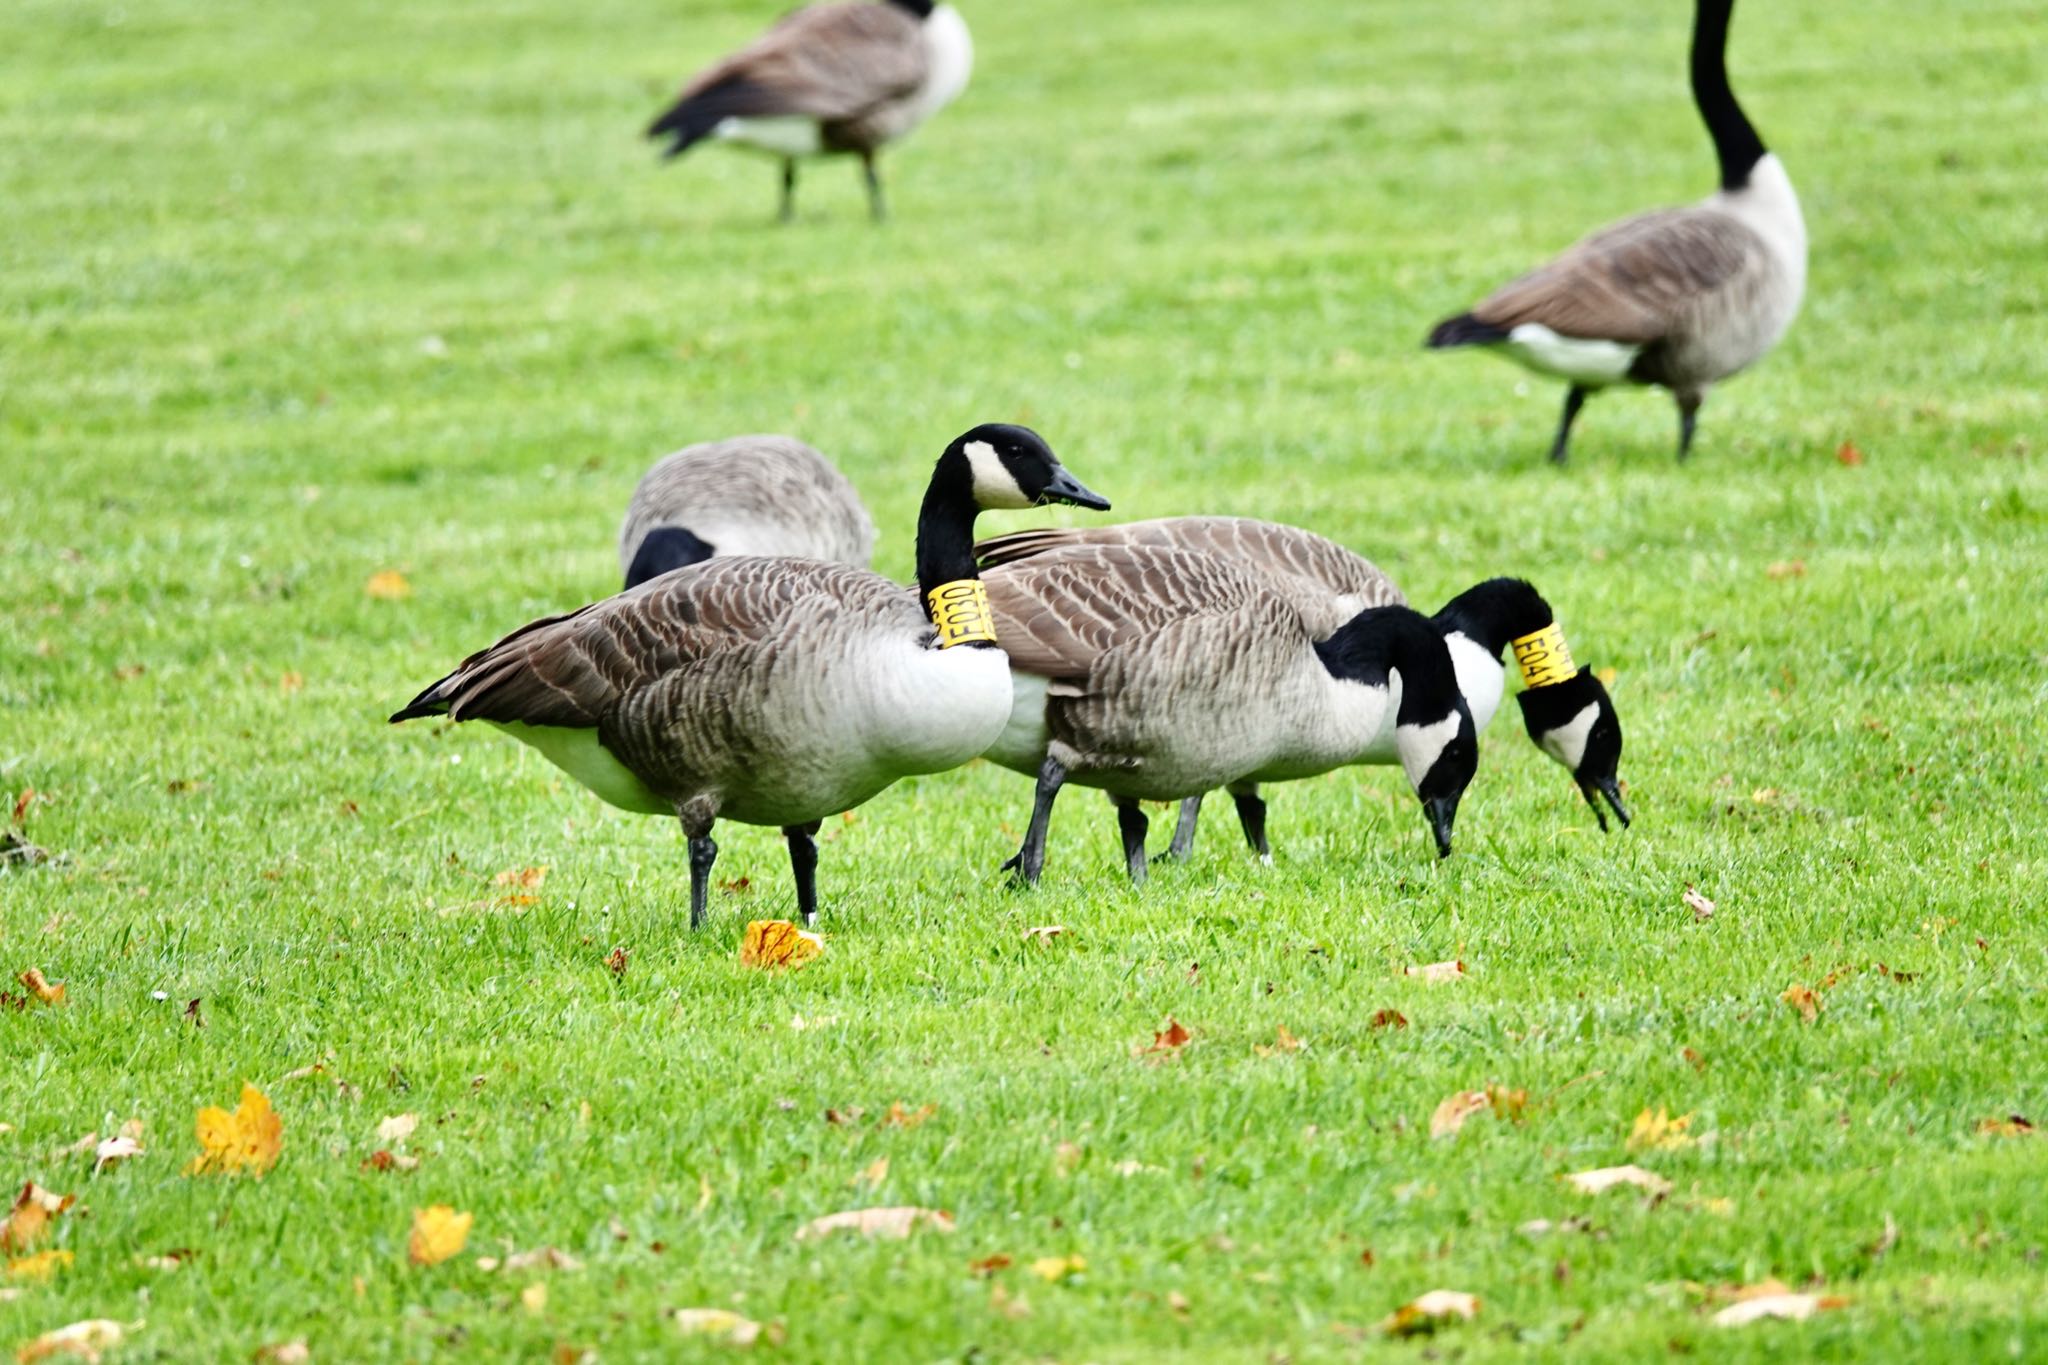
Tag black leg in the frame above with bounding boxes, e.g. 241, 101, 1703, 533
860, 152, 886, 223
686, 831, 718, 931
1549, 386, 1589, 465
779, 159, 797, 224
1001, 753, 1068, 886
1676, 394, 1701, 461
1166, 795, 1204, 862
783, 820, 822, 927
1231, 786, 1270, 861
1114, 799, 1149, 887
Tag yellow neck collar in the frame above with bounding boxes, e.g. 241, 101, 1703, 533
928, 579, 998, 649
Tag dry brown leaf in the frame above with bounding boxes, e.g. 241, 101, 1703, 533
853, 1157, 889, 1191
968, 1253, 1012, 1276
1369, 1009, 1408, 1031
989, 1284, 1031, 1319
1713, 1293, 1848, 1326
1253, 1026, 1304, 1057
137, 1249, 197, 1272
1143, 1018, 1192, 1055
1628, 1108, 1697, 1152
17, 970, 64, 1007
92, 1134, 144, 1173
1429, 1091, 1491, 1141
1682, 887, 1716, 921
1835, 440, 1865, 467
365, 569, 412, 600
10, 788, 38, 826
793, 1206, 955, 1242
1976, 1115, 2036, 1138
361, 1150, 419, 1173
4, 1250, 74, 1283
374, 1113, 418, 1145
1021, 925, 1066, 944
1404, 960, 1466, 984
407, 1205, 472, 1266
500, 1246, 583, 1274
881, 1102, 936, 1130
1765, 560, 1807, 581
1486, 1086, 1529, 1123
14, 1318, 126, 1363
254, 1340, 311, 1364
672, 1309, 781, 1347
3, 1184, 76, 1254
1865, 1213, 1899, 1259
1029, 1253, 1086, 1282
738, 920, 823, 969
1565, 1165, 1673, 1197
1377, 1289, 1480, 1337
603, 946, 628, 978
1051, 1142, 1083, 1177
1782, 983, 1820, 1023
493, 866, 547, 890
186, 1085, 282, 1177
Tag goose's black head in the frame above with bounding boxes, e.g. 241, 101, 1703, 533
1516, 667, 1630, 831
1317, 606, 1479, 859
941, 423, 1110, 513
886, 0, 938, 16
1432, 577, 1554, 657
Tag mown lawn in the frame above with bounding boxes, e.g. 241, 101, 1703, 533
3, 0, 2045, 1358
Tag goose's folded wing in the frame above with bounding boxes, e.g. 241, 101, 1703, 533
668, 3, 928, 126
1471, 207, 1764, 344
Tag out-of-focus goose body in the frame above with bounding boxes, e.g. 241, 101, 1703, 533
392, 424, 1108, 928
619, 436, 877, 589
1427, 0, 1804, 462
646, 0, 972, 221
980, 544, 1477, 885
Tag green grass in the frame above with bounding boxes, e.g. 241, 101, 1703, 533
4, 0, 2046, 1358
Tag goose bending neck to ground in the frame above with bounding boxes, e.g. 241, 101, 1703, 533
977, 518, 1629, 861
391, 424, 1107, 929
978, 544, 1478, 887
1426, 0, 1804, 463
619, 436, 877, 589
645, 0, 972, 222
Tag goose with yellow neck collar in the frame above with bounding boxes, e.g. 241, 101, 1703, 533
391, 423, 1108, 929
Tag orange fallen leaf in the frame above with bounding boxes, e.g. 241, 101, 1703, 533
1565, 1164, 1672, 1197
603, 945, 629, 977
1765, 560, 1807, 581
254, 1340, 311, 1364
1628, 1108, 1697, 1152
408, 1205, 473, 1266
10, 788, 38, 826
361, 1150, 419, 1173
671, 1308, 780, 1347
493, 866, 547, 890
881, 1101, 936, 1129
1253, 1025, 1304, 1058
1029, 1253, 1086, 1282
1021, 925, 1066, 944
1781, 983, 1820, 1023
186, 1085, 283, 1176
1835, 440, 1865, 467
1377, 1289, 1480, 1337
365, 569, 412, 600
1682, 887, 1715, 921
14, 1318, 126, 1363
278, 672, 306, 696
739, 920, 823, 969
1404, 960, 1466, 984
793, 1207, 955, 1242
1142, 1018, 1191, 1055
3, 1184, 76, 1254
1369, 1009, 1408, 1031
1486, 1085, 1530, 1123
853, 1157, 889, 1190
17, 970, 63, 1007
968, 1253, 1013, 1276
1713, 1292, 1849, 1326
5, 1249, 74, 1283
1976, 1115, 2036, 1138
1429, 1091, 1490, 1141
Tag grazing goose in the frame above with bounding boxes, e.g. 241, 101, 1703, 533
1426, 0, 1805, 462
645, 0, 972, 222
978, 543, 1479, 886
619, 436, 878, 589
977, 518, 1629, 860
391, 424, 1108, 929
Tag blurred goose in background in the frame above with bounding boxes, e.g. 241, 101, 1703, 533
1426, 0, 1804, 463
979, 543, 1478, 887
619, 436, 877, 589
392, 424, 1107, 929
978, 518, 1629, 861
646, 0, 972, 222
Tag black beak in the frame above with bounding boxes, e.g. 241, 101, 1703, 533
1038, 468, 1111, 511
1579, 776, 1631, 831
1424, 795, 1459, 859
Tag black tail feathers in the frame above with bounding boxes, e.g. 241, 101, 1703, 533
1425, 313, 1511, 349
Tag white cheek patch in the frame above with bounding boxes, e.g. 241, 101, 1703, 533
1396, 712, 1463, 791
1538, 701, 1601, 773
963, 439, 1033, 509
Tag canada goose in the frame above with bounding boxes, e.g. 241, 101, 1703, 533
391, 424, 1108, 929
1426, 0, 1804, 463
977, 518, 1629, 860
619, 436, 878, 589
645, 0, 972, 223
978, 543, 1479, 886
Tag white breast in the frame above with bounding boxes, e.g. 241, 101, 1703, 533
1538, 700, 1601, 772
912, 6, 974, 122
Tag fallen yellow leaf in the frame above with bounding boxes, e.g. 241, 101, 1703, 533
1429, 1091, 1490, 1140
14, 1318, 126, 1363
1377, 1289, 1480, 1337
5, 1249, 74, 1283
520, 1281, 548, 1314
793, 1207, 955, 1242
1486, 1085, 1530, 1123
1976, 1115, 2036, 1138
1682, 887, 1716, 921
671, 1309, 781, 1346
492, 866, 547, 890
1713, 1293, 1849, 1326
1021, 925, 1066, 944
739, 920, 823, 969
186, 1085, 283, 1177
365, 569, 413, 600
1404, 960, 1467, 984
375, 1113, 418, 1145
407, 1205, 473, 1266
881, 1101, 936, 1129
1253, 1025, 1304, 1057
17, 969, 63, 1007
2, 1185, 74, 1256
853, 1157, 889, 1190
1564, 1164, 1672, 1197
1628, 1108, 1697, 1152
1782, 983, 1820, 1023
1029, 1253, 1086, 1283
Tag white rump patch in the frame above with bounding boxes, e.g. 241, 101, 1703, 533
1537, 700, 1601, 773
1396, 712, 1463, 792
714, 115, 824, 159
1500, 324, 1640, 387
963, 439, 1033, 509
1443, 631, 1505, 734
495, 722, 672, 816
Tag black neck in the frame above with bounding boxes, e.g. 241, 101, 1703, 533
1316, 606, 1461, 725
914, 451, 983, 608
1693, 0, 1766, 191
1431, 578, 1553, 659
